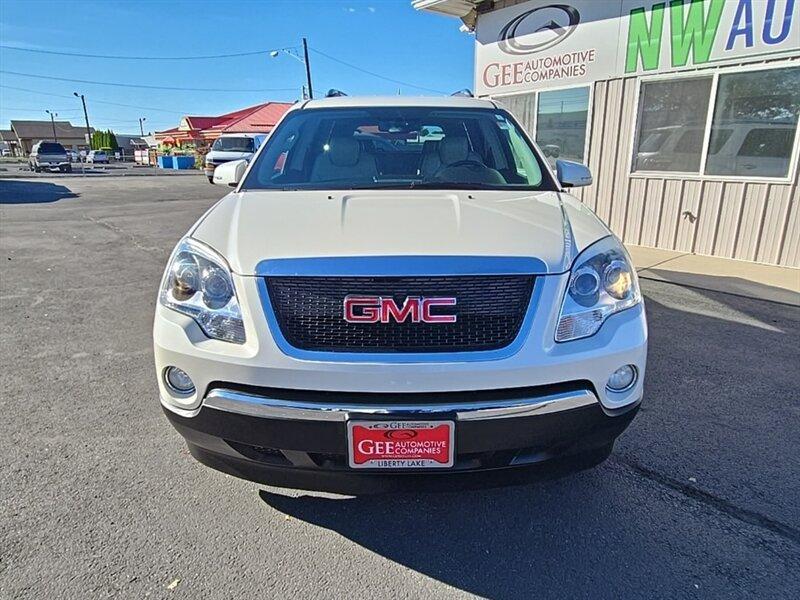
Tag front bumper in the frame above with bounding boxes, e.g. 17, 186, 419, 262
155, 270, 647, 490
163, 383, 639, 492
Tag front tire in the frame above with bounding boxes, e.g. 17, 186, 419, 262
207, 176, 214, 184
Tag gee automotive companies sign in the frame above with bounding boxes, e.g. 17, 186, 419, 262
476, 1, 620, 95
475, 0, 799, 96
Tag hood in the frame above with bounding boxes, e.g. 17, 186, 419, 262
206, 150, 253, 161
191, 190, 610, 275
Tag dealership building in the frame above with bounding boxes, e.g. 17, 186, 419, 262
416, 0, 800, 267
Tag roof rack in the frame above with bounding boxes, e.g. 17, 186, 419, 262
325, 89, 348, 98
451, 89, 473, 97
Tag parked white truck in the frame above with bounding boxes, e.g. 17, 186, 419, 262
203, 133, 267, 183
155, 96, 647, 492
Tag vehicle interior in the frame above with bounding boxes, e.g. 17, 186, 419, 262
246, 107, 553, 190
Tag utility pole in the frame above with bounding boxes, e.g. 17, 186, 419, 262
45, 110, 58, 142
302, 37, 313, 100
139, 117, 146, 137
74, 92, 92, 149
270, 41, 313, 100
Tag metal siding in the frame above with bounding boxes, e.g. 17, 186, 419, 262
623, 177, 647, 245
580, 56, 800, 268
657, 179, 683, 250
756, 184, 792, 264
676, 180, 703, 253
583, 81, 607, 214
694, 181, 724, 256
610, 78, 639, 238
779, 183, 800, 267
735, 184, 769, 261
641, 178, 665, 247
595, 79, 622, 225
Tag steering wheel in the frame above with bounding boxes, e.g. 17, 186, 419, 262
442, 160, 486, 170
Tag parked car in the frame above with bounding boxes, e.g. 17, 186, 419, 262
634, 121, 796, 177
86, 150, 109, 164
1, 148, 11, 157
155, 96, 646, 492
29, 141, 71, 173
204, 133, 267, 183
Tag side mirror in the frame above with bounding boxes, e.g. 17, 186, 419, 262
543, 144, 560, 158
213, 159, 248, 187
556, 159, 592, 188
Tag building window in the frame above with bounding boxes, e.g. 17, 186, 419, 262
535, 87, 590, 165
633, 77, 712, 173
633, 65, 800, 179
495, 86, 591, 167
705, 67, 800, 178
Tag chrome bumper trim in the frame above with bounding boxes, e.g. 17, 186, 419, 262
202, 388, 598, 422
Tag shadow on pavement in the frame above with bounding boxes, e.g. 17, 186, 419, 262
259, 475, 642, 599
641, 268, 800, 306
0, 179, 78, 204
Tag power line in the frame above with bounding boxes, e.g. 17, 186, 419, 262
0, 106, 81, 112
0, 43, 449, 95
309, 47, 447, 94
0, 70, 299, 93
0, 85, 77, 100
0, 44, 284, 61
1, 84, 198, 114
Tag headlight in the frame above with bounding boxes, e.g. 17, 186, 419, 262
556, 236, 641, 342
159, 238, 245, 344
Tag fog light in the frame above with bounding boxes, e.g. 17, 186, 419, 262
607, 365, 637, 392
165, 366, 195, 394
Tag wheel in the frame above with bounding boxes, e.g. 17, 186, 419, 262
64, 165, 72, 173
208, 176, 215, 184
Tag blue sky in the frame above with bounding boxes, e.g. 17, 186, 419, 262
0, 0, 473, 134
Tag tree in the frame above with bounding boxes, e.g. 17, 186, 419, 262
91, 130, 103, 150
91, 129, 119, 150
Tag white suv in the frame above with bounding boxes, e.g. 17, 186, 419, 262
203, 133, 266, 183
154, 96, 647, 492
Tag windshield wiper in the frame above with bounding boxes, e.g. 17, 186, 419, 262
408, 181, 494, 190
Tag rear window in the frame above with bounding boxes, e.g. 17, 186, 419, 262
737, 128, 795, 158
39, 142, 66, 154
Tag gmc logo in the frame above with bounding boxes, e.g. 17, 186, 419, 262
343, 296, 457, 324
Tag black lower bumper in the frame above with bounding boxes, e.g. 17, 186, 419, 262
163, 387, 639, 493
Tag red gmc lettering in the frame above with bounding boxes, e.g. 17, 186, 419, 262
380, 297, 420, 323
343, 295, 381, 322
421, 298, 457, 323
343, 296, 457, 324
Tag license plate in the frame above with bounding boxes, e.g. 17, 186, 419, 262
347, 420, 455, 469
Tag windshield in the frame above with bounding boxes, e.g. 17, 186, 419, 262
212, 137, 255, 153
242, 107, 554, 191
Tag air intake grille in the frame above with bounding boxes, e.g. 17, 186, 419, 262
265, 275, 535, 353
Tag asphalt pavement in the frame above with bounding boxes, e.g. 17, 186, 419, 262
1, 176, 798, 599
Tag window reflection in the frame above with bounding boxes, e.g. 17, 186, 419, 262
705, 67, 800, 178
